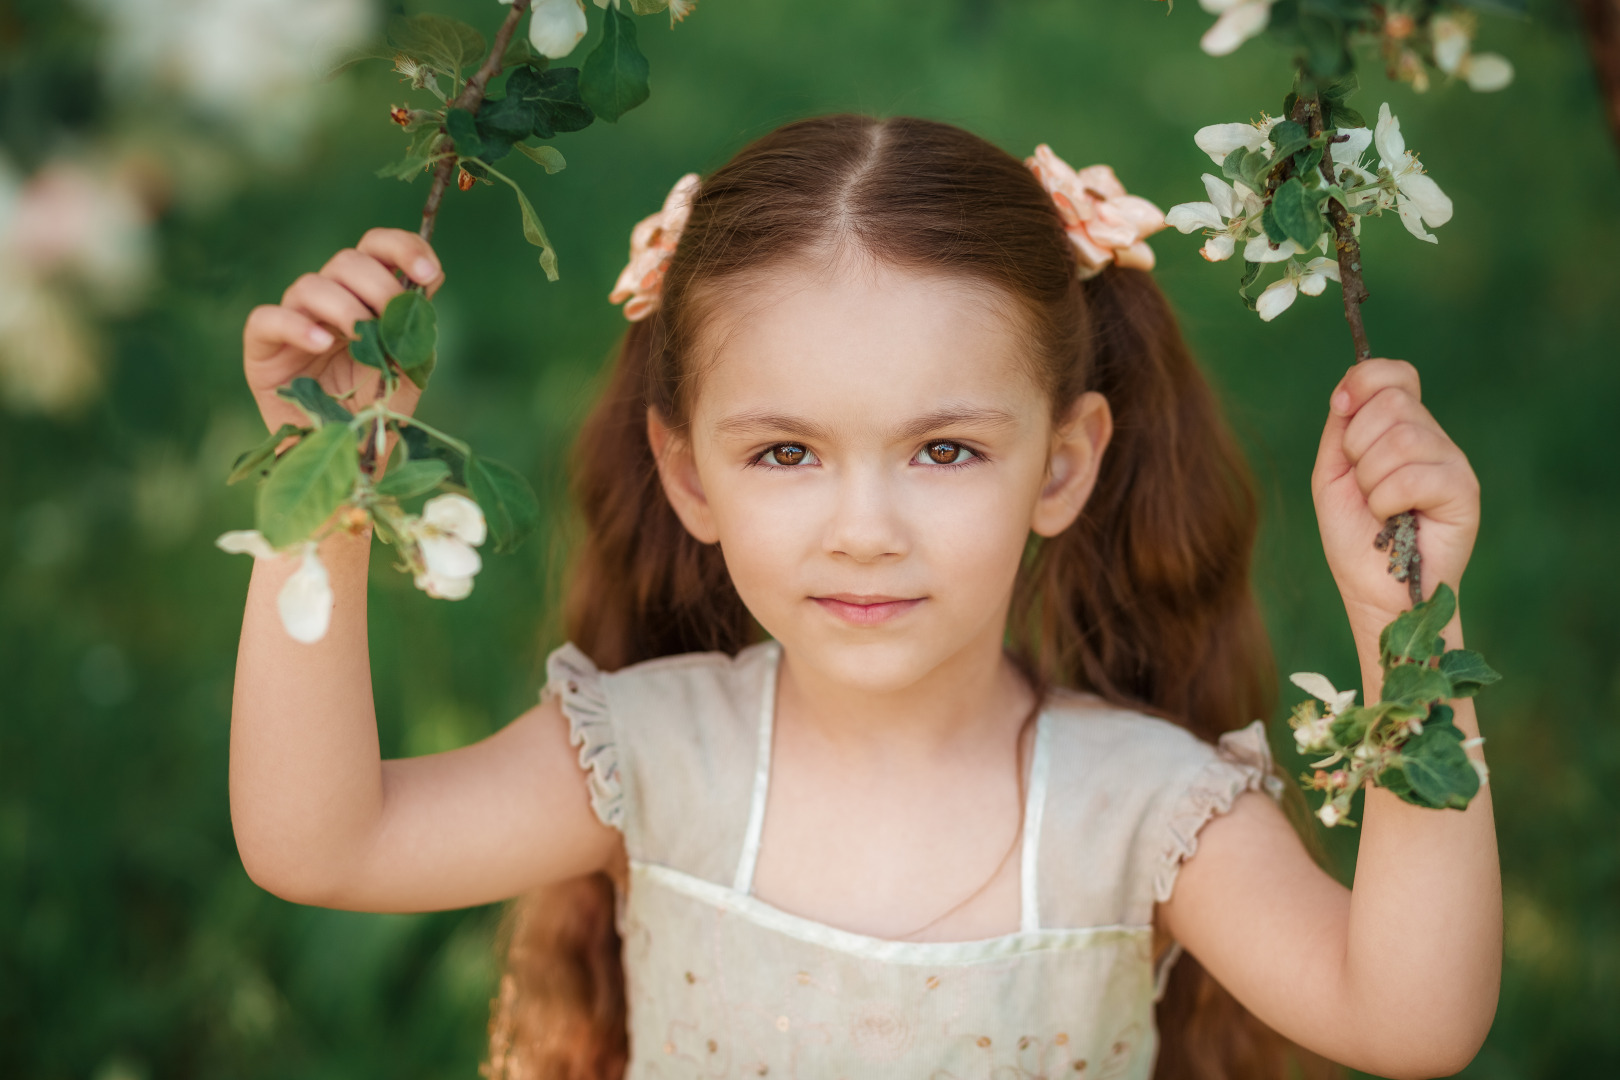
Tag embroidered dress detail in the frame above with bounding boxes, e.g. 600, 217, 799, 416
541, 641, 1271, 1078
1152, 719, 1287, 905
545, 642, 625, 831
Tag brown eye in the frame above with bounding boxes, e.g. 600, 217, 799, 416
919, 441, 974, 466
766, 443, 810, 466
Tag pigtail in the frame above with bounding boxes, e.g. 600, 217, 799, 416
1010, 266, 1337, 1080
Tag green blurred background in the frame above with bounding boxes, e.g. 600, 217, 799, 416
2, 0, 1615, 1076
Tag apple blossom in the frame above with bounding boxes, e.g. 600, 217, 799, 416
216, 530, 335, 643
502, 0, 588, 58
1192, 116, 1281, 166
405, 493, 487, 600
1374, 102, 1453, 243
1165, 173, 1265, 261
1255, 257, 1341, 321
1290, 672, 1358, 718
1431, 14, 1514, 92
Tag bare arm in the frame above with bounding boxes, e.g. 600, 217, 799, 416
228, 228, 619, 912
1161, 359, 1500, 1078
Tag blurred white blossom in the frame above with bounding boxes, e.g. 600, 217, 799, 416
83, 0, 374, 154
216, 531, 335, 643
1430, 14, 1514, 92
1289, 671, 1356, 752
502, 0, 588, 58
1198, 0, 1275, 56
405, 493, 487, 600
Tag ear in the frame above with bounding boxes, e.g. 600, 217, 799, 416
648, 407, 721, 544
1030, 391, 1113, 538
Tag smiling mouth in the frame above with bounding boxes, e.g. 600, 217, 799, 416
810, 594, 925, 626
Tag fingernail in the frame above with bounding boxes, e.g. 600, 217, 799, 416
1331, 390, 1351, 415
412, 258, 438, 283
308, 327, 334, 349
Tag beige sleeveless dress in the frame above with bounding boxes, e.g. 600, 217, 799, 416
544, 640, 1284, 1080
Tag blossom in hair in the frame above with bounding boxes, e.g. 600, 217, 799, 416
608, 172, 700, 321
1024, 146, 1167, 280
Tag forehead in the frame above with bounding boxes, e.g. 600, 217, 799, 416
687, 257, 1046, 433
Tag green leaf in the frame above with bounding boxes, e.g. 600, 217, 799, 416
485, 165, 560, 281
388, 14, 486, 78
628, 0, 671, 13
276, 377, 353, 428
1261, 201, 1289, 246
1236, 259, 1264, 312
464, 456, 540, 554
1328, 704, 1372, 747
1220, 147, 1253, 187
228, 424, 305, 485
1393, 708, 1479, 810
1298, 13, 1352, 77
350, 320, 387, 369
446, 107, 514, 165
255, 422, 360, 548
373, 459, 452, 500
400, 425, 467, 486
1381, 583, 1458, 665
476, 92, 537, 145
1438, 649, 1502, 698
1270, 178, 1327, 250
580, 4, 650, 123
515, 142, 567, 173
1269, 120, 1311, 162
1294, 145, 1324, 184
1332, 103, 1366, 129
505, 67, 594, 138
1320, 71, 1359, 102
379, 291, 438, 380
1379, 662, 1453, 707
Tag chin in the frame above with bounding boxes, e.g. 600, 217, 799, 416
781, 628, 963, 695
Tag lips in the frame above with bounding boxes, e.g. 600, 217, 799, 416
810, 594, 925, 626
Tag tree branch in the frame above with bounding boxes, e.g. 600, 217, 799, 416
418, 0, 533, 243
1577, 0, 1620, 157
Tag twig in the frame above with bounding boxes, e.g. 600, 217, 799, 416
1576, 0, 1620, 158
1294, 92, 1422, 601
418, 0, 533, 243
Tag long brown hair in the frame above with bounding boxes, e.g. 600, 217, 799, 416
482, 114, 1339, 1080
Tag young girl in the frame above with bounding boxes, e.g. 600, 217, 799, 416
233, 115, 1499, 1079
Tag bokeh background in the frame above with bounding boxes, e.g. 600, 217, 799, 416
2, 0, 1616, 1076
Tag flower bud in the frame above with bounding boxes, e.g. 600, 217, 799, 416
390, 105, 411, 127
458, 167, 476, 192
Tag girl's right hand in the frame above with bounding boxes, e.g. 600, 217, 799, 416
242, 227, 444, 433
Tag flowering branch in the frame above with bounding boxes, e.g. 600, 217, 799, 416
419, 0, 532, 244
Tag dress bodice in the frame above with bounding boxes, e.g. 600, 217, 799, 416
544, 641, 1283, 1079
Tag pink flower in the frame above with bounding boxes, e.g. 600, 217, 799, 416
1024, 145, 1166, 279
608, 172, 700, 321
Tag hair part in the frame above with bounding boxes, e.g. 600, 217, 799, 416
485, 113, 1340, 1080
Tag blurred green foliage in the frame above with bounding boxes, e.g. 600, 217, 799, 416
3, 0, 1617, 1076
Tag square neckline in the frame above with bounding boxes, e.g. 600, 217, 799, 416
724, 640, 1054, 943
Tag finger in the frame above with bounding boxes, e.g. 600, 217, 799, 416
356, 227, 443, 292
282, 273, 375, 340
320, 248, 408, 317
244, 304, 335, 363
1328, 358, 1421, 420
1351, 420, 1455, 501
1365, 460, 1478, 524
1341, 385, 1437, 465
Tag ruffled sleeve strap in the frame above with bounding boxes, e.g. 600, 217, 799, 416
542, 643, 625, 833
1152, 719, 1287, 905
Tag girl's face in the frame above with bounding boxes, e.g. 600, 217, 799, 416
651, 256, 1111, 695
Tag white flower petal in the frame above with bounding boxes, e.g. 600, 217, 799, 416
1431, 16, 1470, 75
1256, 278, 1298, 321
1329, 126, 1372, 165
1398, 171, 1453, 228
1374, 103, 1406, 169
1464, 54, 1514, 92
1290, 671, 1342, 703
422, 493, 487, 546
1396, 197, 1438, 243
1194, 122, 1269, 166
1299, 270, 1328, 297
216, 529, 277, 561
1318, 802, 1342, 827
415, 570, 474, 600
1167, 201, 1225, 234
1200, 233, 1237, 261
1200, 0, 1271, 57
1244, 234, 1303, 263
1305, 256, 1341, 283
419, 534, 482, 579
529, 0, 588, 59
1200, 173, 1241, 218
278, 545, 333, 644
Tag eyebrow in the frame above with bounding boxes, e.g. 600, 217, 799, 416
712, 406, 1020, 444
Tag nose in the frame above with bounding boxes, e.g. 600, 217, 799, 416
822, 461, 908, 563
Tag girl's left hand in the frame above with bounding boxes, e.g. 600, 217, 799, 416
1312, 358, 1479, 643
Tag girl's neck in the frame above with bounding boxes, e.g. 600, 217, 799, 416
772, 627, 1037, 762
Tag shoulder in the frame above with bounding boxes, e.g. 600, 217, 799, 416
542, 641, 776, 878
1035, 689, 1286, 925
